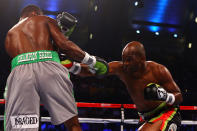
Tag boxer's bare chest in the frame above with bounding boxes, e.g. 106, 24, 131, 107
119, 66, 159, 99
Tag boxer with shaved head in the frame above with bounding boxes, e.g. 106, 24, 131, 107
64, 41, 183, 131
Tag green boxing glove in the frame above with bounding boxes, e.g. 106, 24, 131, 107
81, 52, 109, 76
91, 56, 109, 76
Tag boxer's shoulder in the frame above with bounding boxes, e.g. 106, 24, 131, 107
146, 61, 165, 70
30, 15, 56, 24
109, 61, 123, 68
108, 61, 123, 75
147, 61, 169, 80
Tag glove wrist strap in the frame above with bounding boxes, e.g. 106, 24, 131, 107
69, 62, 81, 75
81, 52, 96, 67
166, 93, 175, 105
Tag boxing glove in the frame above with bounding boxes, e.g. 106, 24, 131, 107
81, 52, 109, 76
61, 59, 81, 75
89, 56, 109, 77
56, 12, 77, 37
144, 83, 175, 105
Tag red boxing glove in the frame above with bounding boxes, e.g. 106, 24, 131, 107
61, 59, 81, 74
61, 59, 73, 69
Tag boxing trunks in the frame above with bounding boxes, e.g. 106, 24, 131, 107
138, 102, 181, 131
5, 50, 78, 131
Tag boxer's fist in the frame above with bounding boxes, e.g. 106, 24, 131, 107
61, 59, 73, 68
81, 52, 109, 76
57, 12, 77, 37
144, 83, 167, 101
61, 59, 81, 74
144, 83, 175, 105
89, 56, 109, 77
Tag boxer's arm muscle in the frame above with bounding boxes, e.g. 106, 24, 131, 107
46, 17, 85, 62
5, 34, 11, 56
156, 65, 183, 105
108, 61, 122, 76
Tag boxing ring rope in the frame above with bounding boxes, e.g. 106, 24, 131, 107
1, 99, 197, 110
0, 99, 197, 128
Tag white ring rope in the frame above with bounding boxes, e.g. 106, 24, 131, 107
0, 116, 196, 125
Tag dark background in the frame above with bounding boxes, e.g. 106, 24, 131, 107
0, 0, 197, 105
1, 0, 197, 130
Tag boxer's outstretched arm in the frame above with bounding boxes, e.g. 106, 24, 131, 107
61, 59, 109, 77
61, 60, 120, 77
47, 17, 108, 75
77, 61, 121, 76
47, 17, 85, 62
108, 61, 122, 76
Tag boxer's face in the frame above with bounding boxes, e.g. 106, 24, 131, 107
122, 48, 141, 73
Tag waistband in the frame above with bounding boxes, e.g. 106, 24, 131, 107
11, 50, 60, 70
138, 102, 168, 120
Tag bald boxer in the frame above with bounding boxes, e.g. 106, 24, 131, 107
4, 5, 108, 131
63, 41, 182, 131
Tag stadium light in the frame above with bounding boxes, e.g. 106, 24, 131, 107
136, 30, 140, 34
173, 34, 178, 38
155, 32, 159, 35
133, 0, 144, 8
188, 43, 192, 48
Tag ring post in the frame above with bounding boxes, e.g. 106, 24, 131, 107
120, 104, 124, 131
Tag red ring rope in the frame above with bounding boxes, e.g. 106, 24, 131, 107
0, 99, 196, 110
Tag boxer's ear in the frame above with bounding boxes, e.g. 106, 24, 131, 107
31, 11, 37, 16
31, 11, 41, 16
